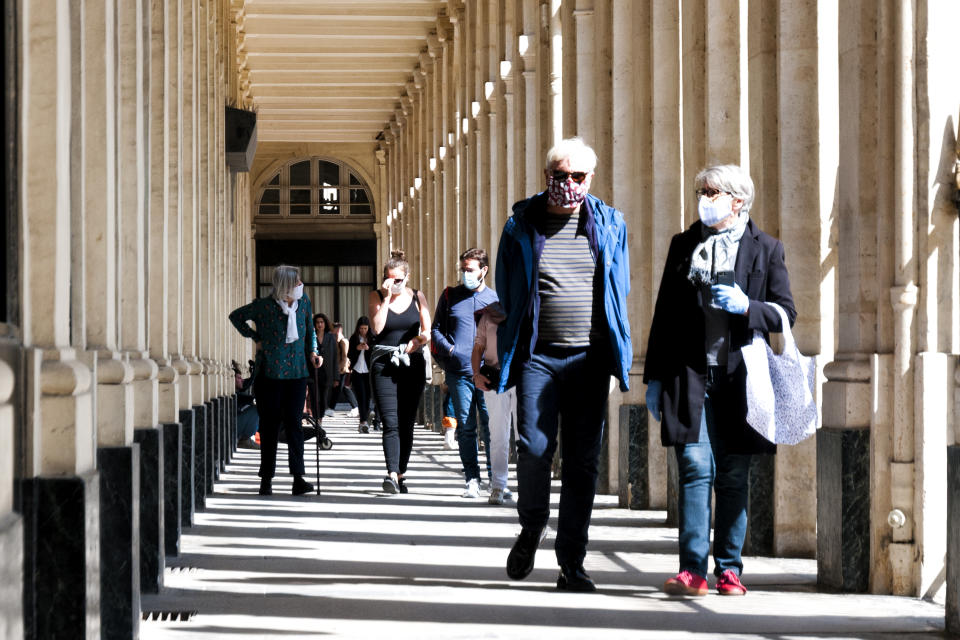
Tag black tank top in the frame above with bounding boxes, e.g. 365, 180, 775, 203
373, 291, 421, 347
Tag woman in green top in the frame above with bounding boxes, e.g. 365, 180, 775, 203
230, 265, 321, 496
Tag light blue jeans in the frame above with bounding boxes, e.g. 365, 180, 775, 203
675, 392, 752, 578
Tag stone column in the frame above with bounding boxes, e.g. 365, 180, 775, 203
520, 0, 539, 195
0, 359, 22, 639
19, 0, 99, 636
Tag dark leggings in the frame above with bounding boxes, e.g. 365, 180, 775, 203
372, 353, 426, 475
352, 371, 372, 423
306, 369, 329, 418
254, 376, 307, 479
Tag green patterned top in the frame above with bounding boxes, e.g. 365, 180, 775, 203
229, 295, 318, 380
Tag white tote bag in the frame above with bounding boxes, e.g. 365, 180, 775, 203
742, 302, 819, 445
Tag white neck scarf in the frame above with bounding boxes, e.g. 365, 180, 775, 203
276, 298, 299, 343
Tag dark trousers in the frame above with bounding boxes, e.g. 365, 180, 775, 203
306, 369, 328, 418
515, 345, 610, 568
256, 376, 308, 478
352, 371, 372, 422
372, 353, 426, 475
332, 373, 358, 409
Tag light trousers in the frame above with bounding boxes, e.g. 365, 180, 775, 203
481, 386, 518, 490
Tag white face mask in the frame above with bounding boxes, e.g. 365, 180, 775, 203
289, 283, 304, 300
390, 276, 407, 295
698, 194, 733, 227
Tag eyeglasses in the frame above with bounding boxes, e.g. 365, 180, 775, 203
695, 186, 728, 199
392, 278, 404, 284
551, 170, 589, 184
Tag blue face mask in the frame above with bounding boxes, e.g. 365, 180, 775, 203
462, 270, 482, 290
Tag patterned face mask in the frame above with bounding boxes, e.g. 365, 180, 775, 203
546, 174, 588, 208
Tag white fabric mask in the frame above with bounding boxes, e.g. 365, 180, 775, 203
698, 194, 733, 227
290, 283, 304, 300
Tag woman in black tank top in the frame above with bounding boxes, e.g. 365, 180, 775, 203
368, 250, 432, 494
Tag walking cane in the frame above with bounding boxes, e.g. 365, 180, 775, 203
314, 366, 321, 495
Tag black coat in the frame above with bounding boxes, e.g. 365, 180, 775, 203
643, 218, 797, 454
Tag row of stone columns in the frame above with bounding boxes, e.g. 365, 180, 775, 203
374, 0, 960, 607
4, 0, 254, 637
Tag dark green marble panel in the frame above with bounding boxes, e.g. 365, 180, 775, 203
97, 445, 140, 640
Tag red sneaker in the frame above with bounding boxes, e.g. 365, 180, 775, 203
663, 570, 708, 596
716, 569, 747, 595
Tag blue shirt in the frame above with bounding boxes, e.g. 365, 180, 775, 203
431, 284, 499, 376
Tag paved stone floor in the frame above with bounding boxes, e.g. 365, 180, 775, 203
141, 413, 947, 639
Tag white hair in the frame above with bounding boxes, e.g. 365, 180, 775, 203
545, 137, 598, 173
271, 265, 300, 301
695, 164, 755, 214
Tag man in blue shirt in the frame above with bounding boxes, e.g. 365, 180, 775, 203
495, 137, 632, 592
432, 248, 500, 498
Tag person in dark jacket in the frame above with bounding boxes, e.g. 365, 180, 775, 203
308, 313, 338, 423
496, 137, 632, 593
644, 164, 796, 597
229, 265, 320, 497
347, 316, 373, 433
432, 248, 499, 498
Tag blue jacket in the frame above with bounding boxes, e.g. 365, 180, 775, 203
431, 284, 499, 376
495, 192, 632, 392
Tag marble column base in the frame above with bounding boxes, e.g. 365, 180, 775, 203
744, 454, 775, 556
227, 395, 236, 462
666, 450, 679, 527
21, 472, 99, 640
219, 396, 229, 470
205, 401, 216, 487
133, 427, 163, 593
192, 404, 207, 511
947, 445, 960, 634
622, 404, 649, 509
0, 512, 24, 639
422, 385, 434, 430
597, 405, 611, 495
162, 422, 182, 557
178, 409, 195, 528
97, 446, 140, 640
817, 428, 869, 592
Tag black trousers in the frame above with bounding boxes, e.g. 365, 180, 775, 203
371, 353, 426, 475
305, 369, 329, 418
255, 376, 307, 478
352, 371, 372, 422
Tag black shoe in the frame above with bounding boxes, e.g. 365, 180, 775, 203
557, 564, 596, 592
382, 476, 399, 494
259, 478, 272, 496
506, 527, 546, 580
398, 478, 408, 494
358, 424, 369, 434
292, 476, 313, 496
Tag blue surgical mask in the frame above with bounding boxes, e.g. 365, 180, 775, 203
698, 194, 733, 227
462, 271, 482, 290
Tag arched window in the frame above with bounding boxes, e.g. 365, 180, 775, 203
255, 158, 373, 218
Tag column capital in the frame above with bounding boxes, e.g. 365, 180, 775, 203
376, 149, 386, 164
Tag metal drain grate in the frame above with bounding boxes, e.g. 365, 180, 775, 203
142, 610, 197, 622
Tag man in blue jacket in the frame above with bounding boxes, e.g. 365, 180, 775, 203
495, 137, 632, 592
432, 248, 500, 498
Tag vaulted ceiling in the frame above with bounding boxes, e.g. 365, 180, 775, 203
233, 0, 449, 144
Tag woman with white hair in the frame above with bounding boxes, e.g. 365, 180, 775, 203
230, 265, 322, 497
644, 164, 796, 596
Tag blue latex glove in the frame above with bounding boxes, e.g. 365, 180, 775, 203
711, 283, 750, 315
645, 381, 662, 422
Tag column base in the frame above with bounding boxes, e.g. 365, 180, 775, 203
0, 512, 24, 639
192, 404, 207, 511
162, 422, 182, 557
97, 445, 141, 640
178, 410, 195, 528
431, 384, 443, 433
204, 401, 216, 488
817, 428, 870, 592
947, 445, 960, 634
21, 472, 100, 640
744, 454, 775, 556
622, 404, 649, 509
133, 427, 164, 593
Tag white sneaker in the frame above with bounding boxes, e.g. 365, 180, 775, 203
443, 428, 457, 450
324, 409, 335, 417
488, 487, 505, 505
347, 407, 359, 417
503, 488, 513, 501
462, 478, 481, 499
